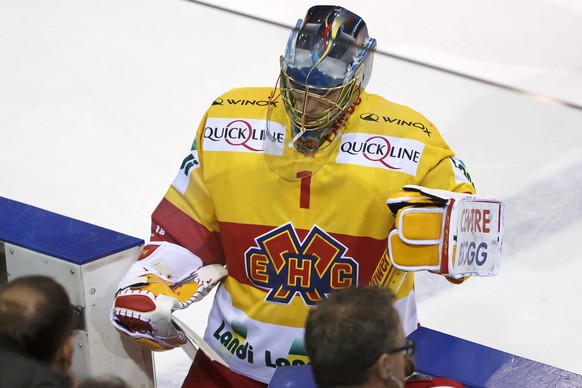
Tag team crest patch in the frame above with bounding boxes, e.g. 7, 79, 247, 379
172, 150, 200, 194
450, 157, 474, 187
245, 223, 358, 306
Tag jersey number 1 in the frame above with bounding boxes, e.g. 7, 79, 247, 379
297, 171, 312, 209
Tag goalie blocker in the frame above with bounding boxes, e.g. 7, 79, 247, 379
387, 185, 505, 279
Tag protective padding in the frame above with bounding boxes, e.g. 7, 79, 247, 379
389, 230, 440, 268
397, 207, 444, 242
139, 274, 201, 305
112, 277, 188, 351
136, 337, 176, 352
123, 241, 204, 284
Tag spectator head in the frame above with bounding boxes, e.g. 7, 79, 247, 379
305, 286, 412, 387
0, 275, 75, 375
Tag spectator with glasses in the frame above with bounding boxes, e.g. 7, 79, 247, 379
305, 286, 414, 387
305, 286, 462, 388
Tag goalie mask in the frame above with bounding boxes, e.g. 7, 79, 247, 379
265, 6, 376, 181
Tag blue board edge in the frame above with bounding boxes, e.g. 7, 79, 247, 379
0, 197, 143, 264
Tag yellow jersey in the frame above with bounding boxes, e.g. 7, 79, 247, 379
149, 87, 475, 383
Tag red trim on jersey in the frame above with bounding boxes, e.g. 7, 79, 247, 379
183, 350, 267, 388
151, 198, 225, 266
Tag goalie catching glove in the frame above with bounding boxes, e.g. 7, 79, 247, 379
111, 241, 227, 351
386, 185, 505, 279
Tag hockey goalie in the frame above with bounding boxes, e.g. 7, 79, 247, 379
109, 4, 505, 387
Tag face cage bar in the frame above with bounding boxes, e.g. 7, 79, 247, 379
279, 58, 359, 133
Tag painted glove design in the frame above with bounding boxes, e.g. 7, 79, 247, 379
111, 242, 227, 351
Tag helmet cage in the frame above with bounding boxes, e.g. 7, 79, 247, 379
279, 6, 376, 153
279, 57, 358, 132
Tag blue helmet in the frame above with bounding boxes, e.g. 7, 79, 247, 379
279, 5, 376, 153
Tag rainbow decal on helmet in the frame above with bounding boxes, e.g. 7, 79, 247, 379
310, 14, 352, 67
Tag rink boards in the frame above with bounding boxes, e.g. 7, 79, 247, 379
0, 197, 154, 386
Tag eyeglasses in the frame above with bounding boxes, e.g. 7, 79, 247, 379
387, 338, 415, 357
367, 338, 416, 368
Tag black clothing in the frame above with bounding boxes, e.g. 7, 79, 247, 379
0, 336, 69, 388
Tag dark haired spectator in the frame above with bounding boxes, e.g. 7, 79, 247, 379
0, 275, 75, 387
305, 287, 463, 388
305, 286, 410, 387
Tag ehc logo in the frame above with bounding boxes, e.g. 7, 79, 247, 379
337, 133, 424, 175
245, 223, 358, 306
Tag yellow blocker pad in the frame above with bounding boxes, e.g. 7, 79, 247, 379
387, 185, 505, 279
389, 207, 445, 269
396, 207, 444, 241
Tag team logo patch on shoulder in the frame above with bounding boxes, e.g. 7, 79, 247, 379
337, 133, 424, 175
245, 223, 358, 306
450, 157, 474, 186
172, 150, 200, 194
203, 118, 285, 153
